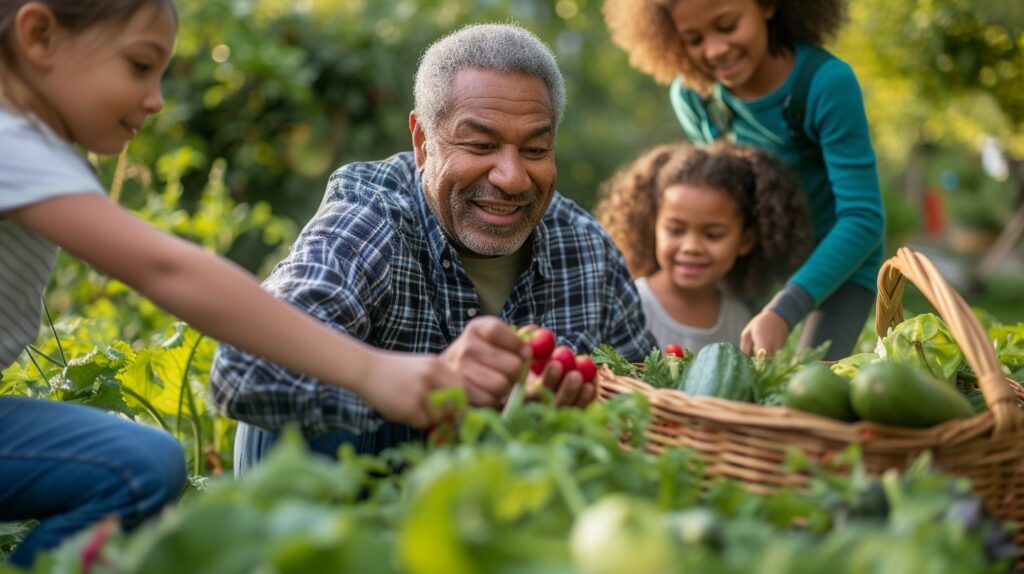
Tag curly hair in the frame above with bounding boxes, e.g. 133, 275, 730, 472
602, 0, 847, 94
595, 141, 811, 300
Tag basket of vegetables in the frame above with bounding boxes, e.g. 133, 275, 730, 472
596, 247, 1024, 557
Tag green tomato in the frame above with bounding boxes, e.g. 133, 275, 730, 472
570, 495, 674, 574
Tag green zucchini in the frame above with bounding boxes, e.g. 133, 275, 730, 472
783, 363, 857, 421
850, 362, 974, 427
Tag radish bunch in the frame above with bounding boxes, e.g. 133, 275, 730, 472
518, 326, 597, 384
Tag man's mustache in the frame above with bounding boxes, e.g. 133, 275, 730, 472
464, 184, 540, 205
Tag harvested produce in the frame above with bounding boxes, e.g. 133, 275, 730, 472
850, 362, 974, 427
683, 342, 755, 401
783, 363, 857, 421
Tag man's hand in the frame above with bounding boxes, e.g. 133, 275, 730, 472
359, 351, 464, 429
740, 309, 791, 356
441, 316, 529, 408
529, 361, 596, 407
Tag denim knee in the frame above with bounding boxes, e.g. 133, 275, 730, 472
120, 427, 186, 529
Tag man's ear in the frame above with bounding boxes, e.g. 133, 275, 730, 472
15, 3, 62, 70
410, 112, 427, 170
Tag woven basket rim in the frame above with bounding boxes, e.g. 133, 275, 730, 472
596, 365, 1024, 445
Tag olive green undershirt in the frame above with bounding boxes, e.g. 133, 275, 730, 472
461, 244, 531, 316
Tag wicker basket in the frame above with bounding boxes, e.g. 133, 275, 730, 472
597, 247, 1024, 553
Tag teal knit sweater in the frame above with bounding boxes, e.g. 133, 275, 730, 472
670, 43, 884, 317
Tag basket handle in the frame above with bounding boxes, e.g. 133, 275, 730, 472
874, 247, 1020, 435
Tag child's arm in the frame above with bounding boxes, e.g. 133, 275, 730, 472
785, 59, 885, 310
746, 60, 884, 356
9, 193, 460, 429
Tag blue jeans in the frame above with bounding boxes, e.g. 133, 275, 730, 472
0, 397, 186, 568
234, 420, 422, 474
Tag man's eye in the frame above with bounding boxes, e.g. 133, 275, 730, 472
131, 60, 152, 74
523, 147, 548, 157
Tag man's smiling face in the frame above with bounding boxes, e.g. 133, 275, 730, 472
413, 67, 557, 257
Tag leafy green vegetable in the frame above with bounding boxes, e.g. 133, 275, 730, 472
590, 344, 640, 378
751, 342, 831, 405
591, 344, 691, 389
877, 313, 964, 384
642, 348, 691, 390
989, 323, 1024, 370
830, 352, 879, 380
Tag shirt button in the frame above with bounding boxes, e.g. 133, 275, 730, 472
442, 259, 451, 269
467, 308, 478, 318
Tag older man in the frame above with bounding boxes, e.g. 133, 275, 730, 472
210, 23, 657, 471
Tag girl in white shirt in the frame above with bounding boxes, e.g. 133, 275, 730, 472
596, 142, 810, 354
0, 1, 462, 566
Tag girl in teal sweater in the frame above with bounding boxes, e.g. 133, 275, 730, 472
603, 0, 884, 360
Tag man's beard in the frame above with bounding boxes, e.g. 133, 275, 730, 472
427, 181, 541, 257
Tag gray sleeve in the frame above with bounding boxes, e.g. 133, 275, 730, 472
766, 283, 815, 329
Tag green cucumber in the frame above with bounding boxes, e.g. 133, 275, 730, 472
783, 363, 857, 421
682, 342, 755, 402
850, 362, 974, 427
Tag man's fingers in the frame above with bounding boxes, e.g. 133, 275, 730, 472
540, 361, 563, 391
432, 360, 463, 389
555, 371, 583, 406
472, 316, 524, 351
577, 382, 597, 407
459, 340, 523, 380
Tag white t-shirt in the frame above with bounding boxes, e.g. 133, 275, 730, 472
0, 107, 104, 369
635, 276, 752, 354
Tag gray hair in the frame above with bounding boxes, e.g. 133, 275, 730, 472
413, 23, 566, 137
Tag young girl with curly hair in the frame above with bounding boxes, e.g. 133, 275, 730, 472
602, 0, 884, 360
596, 142, 810, 354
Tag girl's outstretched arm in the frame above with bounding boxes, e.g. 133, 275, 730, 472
9, 193, 461, 429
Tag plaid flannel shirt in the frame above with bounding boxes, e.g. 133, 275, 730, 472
209, 152, 656, 436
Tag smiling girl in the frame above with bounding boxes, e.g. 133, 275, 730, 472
603, 0, 885, 360
0, 0, 461, 566
596, 142, 809, 354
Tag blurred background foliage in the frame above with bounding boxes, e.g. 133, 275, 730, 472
127, 0, 682, 231
31, 0, 1011, 330
111, 0, 1024, 269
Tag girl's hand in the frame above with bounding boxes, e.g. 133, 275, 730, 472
740, 310, 790, 357
359, 351, 464, 429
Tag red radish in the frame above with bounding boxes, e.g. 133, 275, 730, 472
530, 358, 548, 375
550, 345, 576, 375
664, 343, 685, 358
575, 355, 597, 383
518, 325, 556, 360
